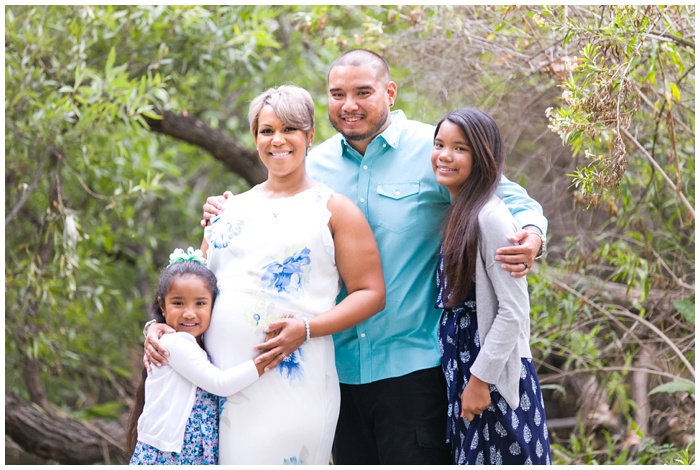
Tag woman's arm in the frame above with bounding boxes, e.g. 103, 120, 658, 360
200, 237, 209, 259
164, 333, 272, 397
311, 192, 386, 334
253, 193, 386, 367
143, 322, 175, 371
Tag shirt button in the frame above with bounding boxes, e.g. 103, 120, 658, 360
383, 143, 386, 147
360, 333, 366, 338
394, 191, 400, 196
363, 165, 368, 170
360, 197, 366, 203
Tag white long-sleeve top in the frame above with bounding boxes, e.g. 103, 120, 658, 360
137, 332, 260, 453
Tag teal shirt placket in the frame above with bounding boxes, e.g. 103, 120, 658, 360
340, 139, 381, 383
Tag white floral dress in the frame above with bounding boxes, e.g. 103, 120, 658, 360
203, 183, 341, 465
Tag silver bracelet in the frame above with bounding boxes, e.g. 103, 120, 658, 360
142, 319, 157, 338
302, 318, 310, 343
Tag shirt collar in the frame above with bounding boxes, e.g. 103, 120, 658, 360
340, 110, 406, 155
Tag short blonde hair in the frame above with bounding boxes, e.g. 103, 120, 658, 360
248, 85, 315, 136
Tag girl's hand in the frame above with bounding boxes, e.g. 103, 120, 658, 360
253, 327, 280, 375
253, 356, 278, 376
460, 375, 492, 421
143, 323, 175, 371
253, 317, 306, 372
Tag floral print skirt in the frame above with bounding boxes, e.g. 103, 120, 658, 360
439, 300, 551, 465
130, 387, 219, 465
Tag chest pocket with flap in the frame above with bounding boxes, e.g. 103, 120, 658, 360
376, 182, 420, 233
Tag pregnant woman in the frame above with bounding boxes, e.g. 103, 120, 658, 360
145, 85, 385, 465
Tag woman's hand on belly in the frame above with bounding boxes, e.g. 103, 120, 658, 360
253, 316, 306, 372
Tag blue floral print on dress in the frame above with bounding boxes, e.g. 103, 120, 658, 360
210, 219, 244, 250
284, 456, 303, 464
261, 247, 311, 295
278, 347, 304, 381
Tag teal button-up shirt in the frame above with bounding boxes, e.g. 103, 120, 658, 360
306, 110, 547, 385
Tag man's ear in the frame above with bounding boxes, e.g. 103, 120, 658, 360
387, 81, 397, 107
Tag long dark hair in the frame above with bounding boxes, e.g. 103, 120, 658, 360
438, 108, 505, 307
125, 260, 218, 453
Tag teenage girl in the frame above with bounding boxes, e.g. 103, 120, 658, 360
126, 247, 274, 465
431, 108, 551, 465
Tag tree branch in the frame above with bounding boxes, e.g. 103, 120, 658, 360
550, 273, 695, 378
5, 393, 129, 465
5, 152, 49, 226
143, 111, 266, 186
622, 128, 695, 220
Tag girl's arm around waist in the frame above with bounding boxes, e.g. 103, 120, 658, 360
162, 333, 263, 397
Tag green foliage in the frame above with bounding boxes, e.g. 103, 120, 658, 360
649, 380, 695, 396
673, 299, 695, 324
73, 400, 128, 421
543, 5, 694, 212
4, 5, 694, 465
665, 440, 695, 465
5, 5, 251, 405
522, 9, 694, 431
552, 421, 693, 465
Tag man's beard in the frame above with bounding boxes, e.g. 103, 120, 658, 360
330, 107, 390, 143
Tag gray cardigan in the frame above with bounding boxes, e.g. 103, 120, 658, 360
470, 195, 533, 410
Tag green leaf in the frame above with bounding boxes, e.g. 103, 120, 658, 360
253, 30, 282, 48
141, 109, 163, 120
670, 82, 680, 102
73, 400, 126, 420
673, 299, 695, 324
649, 381, 695, 396
105, 46, 116, 77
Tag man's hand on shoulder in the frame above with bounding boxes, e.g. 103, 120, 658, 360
494, 227, 544, 278
200, 191, 233, 227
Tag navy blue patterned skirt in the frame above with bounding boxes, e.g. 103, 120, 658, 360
438, 299, 551, 465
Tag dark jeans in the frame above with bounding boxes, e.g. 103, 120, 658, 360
332, 366, 452, 465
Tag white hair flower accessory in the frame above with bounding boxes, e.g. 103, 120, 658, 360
168, 247, 206, 266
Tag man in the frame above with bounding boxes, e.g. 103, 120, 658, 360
199, 49, 547, 464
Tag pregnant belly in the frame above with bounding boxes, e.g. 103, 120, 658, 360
203, 291, 269, 369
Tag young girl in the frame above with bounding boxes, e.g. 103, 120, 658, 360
432, 108, 551, 465
127, 247, 274, 465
